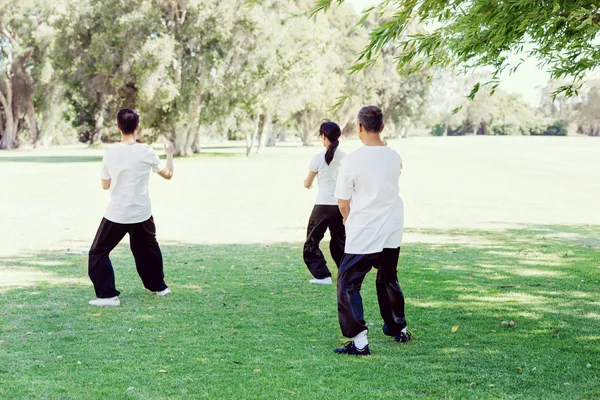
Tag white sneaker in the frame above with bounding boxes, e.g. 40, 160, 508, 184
155, 288, 171, 296
309, 277, 332, 285
88, 297, 120, 306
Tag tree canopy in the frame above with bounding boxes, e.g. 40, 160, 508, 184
1, 0, 433, 153
310, 0, 600, 98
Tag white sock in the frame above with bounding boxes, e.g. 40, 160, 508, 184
401, 327, 407, 334
353, 330, 368, 349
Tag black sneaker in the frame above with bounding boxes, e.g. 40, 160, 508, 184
334, 341, 371, 356
394, 330, 411, 343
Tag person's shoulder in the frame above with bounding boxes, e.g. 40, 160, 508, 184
103, 144, 122, 157
343, 147, 362, 161
312, 150, 326, 162
385, 146, 401, 157
136, 144, 158, 156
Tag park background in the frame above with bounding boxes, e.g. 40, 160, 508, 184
1, 0, 600, 399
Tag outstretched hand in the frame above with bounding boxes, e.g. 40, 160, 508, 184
164, 141, 174, 156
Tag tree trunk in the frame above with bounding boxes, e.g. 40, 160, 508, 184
301, 114, 314, 146
0, 77, 18, 150
277, 125, 286, 142
172, 126, 194, 156
257, 113, 271, 154
245, 115, 260, 156
172, 94, 203, 156
400, 126, 409, 138
0, 119, 17, 150
27, 101, 40, 147
91, 97, 106, 145
191, 128, 201, 154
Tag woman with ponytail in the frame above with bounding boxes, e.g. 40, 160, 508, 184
302, 121, 346, 285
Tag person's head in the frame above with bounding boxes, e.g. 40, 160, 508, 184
357, 106, 384, 143
117, 108, 140, 135
319, 121, 341, 165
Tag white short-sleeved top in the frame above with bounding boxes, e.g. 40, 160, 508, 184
308, 149, 346, 205
101, 143, 163, 224
335, 146, 404, 254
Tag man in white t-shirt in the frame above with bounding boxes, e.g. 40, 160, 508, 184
333, 106, 409, 355
87, 109, 175, 307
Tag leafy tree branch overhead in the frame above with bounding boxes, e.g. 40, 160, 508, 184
309, 0, 600, 99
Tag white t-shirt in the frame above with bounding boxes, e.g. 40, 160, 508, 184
335, 146, 404, 254
101, 143, 163, 224
308, 149, 346, 205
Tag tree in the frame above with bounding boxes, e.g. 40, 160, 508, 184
574, 80, 600, 136
0, 0, 57, 149
310, 0, 600, 99
53, 0, 157, 145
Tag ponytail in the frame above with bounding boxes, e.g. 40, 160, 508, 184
319, 121, 342, 165
325, 139, 339, 165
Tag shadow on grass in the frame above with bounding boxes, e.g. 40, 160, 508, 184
0, 153, 240, 164
0, 155, 103, 163
1, 225, 599, 399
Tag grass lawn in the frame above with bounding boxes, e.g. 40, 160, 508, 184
1, 226, 599, 399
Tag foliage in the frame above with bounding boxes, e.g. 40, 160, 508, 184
310, 0, 600, 99
0, 0, 434, 153
430, 123, 445, 137
543, 121, 568, 136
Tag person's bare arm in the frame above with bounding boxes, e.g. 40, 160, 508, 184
101, 179, 111, 190
304, 171, 317, 189
157, 142, 175, 180
338, 199, 351, 224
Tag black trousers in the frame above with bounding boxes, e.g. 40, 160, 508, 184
303, 205, 346, 279
337, 247, 407, 338
88, 217, 168, 298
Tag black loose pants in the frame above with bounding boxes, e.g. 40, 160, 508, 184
337, 247, 407, 338
303, 205, 346, 279
88, 217, 168, 298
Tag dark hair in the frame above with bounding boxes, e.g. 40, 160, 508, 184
319, 121, 341, 165
358, 105, 384, 133
117, 108, 139, 134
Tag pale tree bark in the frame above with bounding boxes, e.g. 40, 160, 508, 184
172, 94, 203, 156
300, 113, 315, 146
37, 83, 62, 147
277, 124, 286, 142
400, 125, 409, 138
257, 112, 272, 154
245, 115, 261, 156
27, 101, 39, 147
90, 95, 106, 145
191, 127, 201, 154
0, 75, 18, 150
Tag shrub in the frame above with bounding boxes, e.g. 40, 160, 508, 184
431, 123, 445, 136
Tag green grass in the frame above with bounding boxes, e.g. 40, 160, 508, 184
1, 226, 600, 399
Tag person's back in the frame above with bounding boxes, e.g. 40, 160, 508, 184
342, 145, 403, 254
88, 108, 175, 307
311, 148, 346, 205
103, 143, 163, 224
333, 105, 410, 356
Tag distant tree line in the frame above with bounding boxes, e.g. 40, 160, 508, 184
0, 0, 431, 155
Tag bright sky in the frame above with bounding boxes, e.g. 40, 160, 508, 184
345, 0, 551, 106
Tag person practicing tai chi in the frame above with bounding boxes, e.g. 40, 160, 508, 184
333, 106, 409, 355
88, 109, 174, 306
303, 122, 346, 285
